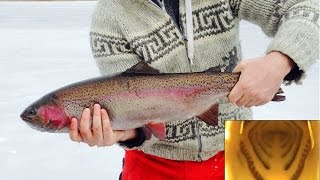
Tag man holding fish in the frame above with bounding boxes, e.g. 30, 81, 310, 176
70, 0, 319, 179
21, 0, 318, 179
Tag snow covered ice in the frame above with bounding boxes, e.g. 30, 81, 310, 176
0, 1, 319, 180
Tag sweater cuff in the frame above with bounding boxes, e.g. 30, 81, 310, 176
118, 128, 146, 149
267, 19, 319, 84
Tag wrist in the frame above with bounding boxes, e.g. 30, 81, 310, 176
119, 129, 137, 142
267, 51, 295, 76
118, 128, 146, 148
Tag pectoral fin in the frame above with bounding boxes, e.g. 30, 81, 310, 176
197, 103, 219, 126
145, 122, 166, 140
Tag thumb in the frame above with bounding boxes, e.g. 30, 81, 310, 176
232, 62, 244, 73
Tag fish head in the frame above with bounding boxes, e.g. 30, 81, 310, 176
20, 93, 70, 132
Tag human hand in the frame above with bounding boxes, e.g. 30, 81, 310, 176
228, 51, 294, 108
69, 104, 137, 147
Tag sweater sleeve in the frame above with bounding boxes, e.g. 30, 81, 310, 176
90, 0, 141, 75
229, 0, 319, 84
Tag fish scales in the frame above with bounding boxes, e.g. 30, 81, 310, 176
53, 73, 239, 130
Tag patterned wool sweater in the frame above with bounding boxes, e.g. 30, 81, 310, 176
90, 0, 319, 161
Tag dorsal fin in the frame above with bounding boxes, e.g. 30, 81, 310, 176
204, 66, 222, 73
123, 61, 160, 75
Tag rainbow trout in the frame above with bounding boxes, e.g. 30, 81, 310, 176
20, 62, 285, 139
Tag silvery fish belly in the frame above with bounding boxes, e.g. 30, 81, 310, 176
20, 62, 286, 139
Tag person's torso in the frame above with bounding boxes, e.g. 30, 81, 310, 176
90, 0, 252, 161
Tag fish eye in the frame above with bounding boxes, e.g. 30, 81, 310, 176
28, 108, 37, 116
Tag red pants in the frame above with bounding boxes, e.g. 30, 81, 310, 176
121, 150, 225, 180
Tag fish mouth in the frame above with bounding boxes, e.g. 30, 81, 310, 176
20, 115, 58, 132
20, 114, 35, 125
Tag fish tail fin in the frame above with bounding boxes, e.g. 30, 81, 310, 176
272, 87, 286, 101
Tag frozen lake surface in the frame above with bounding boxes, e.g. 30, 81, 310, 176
0, 1, 319, 180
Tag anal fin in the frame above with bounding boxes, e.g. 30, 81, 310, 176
197, 103, 219, 126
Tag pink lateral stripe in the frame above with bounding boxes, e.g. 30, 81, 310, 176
101, 86, 209, 100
